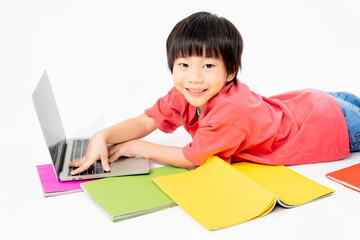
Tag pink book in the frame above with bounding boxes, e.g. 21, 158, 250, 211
36, 164, 91, 197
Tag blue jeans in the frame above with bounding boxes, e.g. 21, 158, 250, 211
326, 92, 360, 152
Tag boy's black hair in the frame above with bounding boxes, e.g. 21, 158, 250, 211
166, 11, 244, 84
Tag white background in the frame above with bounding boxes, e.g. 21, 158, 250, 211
1, 0, 360, 239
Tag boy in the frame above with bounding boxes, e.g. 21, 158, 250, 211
70, 11, 359, 175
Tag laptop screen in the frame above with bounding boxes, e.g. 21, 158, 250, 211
32, 71, 67, 175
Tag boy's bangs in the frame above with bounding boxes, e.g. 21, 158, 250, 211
174, 40, 221, 60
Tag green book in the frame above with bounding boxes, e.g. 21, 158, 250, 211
80, 166, 187, 222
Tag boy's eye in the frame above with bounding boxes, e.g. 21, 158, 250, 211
179, 63, 189, 68
203, 64, 214, 69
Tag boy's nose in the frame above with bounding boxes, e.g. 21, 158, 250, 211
188, 70, 204, 84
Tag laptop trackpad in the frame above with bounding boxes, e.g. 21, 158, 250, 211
111, 157, 150, 175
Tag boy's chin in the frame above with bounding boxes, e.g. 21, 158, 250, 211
189, 102, 206, 110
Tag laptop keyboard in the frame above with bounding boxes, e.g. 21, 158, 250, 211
68, 139, 111, 176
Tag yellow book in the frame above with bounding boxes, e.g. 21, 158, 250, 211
152, 156, 334, 230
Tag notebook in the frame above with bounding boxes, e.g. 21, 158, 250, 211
36, 164, 91, 197
81, 166, 187, 221
152, 156, 334, 230
326, 163, 360, 192
32, 71, 150, 181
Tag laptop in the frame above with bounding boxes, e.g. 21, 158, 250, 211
32, 71, 150, 181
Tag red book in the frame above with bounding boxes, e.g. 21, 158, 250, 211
326, 163, 360, 193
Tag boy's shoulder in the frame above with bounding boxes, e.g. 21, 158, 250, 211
203, 82, 252, 122
209, 82, 251, 109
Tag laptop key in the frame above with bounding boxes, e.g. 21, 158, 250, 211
88, 164, 95, 175
70, 141, 76, 162
82, 139, 89, 155
74, 140, 82, 160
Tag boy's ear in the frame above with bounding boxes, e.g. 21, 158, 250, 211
226, 72, 236, 82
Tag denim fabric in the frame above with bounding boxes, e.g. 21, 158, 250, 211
326, 91, 360, 151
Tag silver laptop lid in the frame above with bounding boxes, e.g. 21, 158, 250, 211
32, 71, 67, 176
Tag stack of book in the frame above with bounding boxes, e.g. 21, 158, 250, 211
37, 156, 336, 230
152, 156, 334, 230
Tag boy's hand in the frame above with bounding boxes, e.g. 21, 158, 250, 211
107, 141, 137, 162
69, 131, 110, 175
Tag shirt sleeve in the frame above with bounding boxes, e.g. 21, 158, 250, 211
144, 88, 184, 133
183, 122, 246, 166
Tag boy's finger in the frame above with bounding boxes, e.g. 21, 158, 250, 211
107, 145, 114, 151
70, 160, 92, 175
108, 153, 119, 163
100, 154, 111, 172
68, 158, 83, 167
108, 147, 115, 156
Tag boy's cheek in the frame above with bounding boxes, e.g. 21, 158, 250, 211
173, 79, 184, 93
174, 85, 185, 96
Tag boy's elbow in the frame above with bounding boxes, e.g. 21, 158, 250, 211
137, 113, 157, 134
177, 156, 197, 169
181, 161, 197, 169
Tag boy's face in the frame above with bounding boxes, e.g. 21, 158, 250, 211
172, 55, 235, 111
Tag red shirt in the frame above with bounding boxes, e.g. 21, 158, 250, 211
145, 81, 349, 166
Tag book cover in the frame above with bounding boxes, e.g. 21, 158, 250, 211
80, 166, 187, 222
232, 161, 334, 207
36, 164, 91, 197
152, 156, 334, 230
326, 163, 360, 192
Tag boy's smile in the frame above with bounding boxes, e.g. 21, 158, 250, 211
173, 55, 235, 111
185, 88, 207, 96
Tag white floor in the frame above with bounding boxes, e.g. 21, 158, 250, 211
1, 1, 360, 239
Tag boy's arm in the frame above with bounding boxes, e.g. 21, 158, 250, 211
104, 113, 157, 144
108, 140, 196, 169
104, 113, 196, 168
